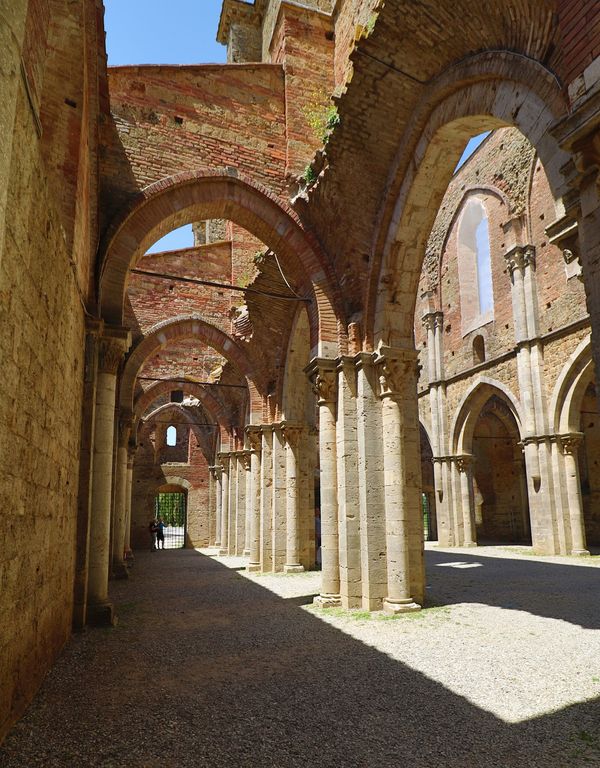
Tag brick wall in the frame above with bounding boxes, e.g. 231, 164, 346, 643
557, 0, 600, 87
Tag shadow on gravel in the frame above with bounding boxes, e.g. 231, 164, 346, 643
1, 548, 599, 768
426, 548, 600, 629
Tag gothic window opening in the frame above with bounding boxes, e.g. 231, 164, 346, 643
473, 335, 486, 365
458, 196, 495, 335
166, 425, 177, 446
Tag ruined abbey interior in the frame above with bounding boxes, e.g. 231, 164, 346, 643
3, 0, 600, 764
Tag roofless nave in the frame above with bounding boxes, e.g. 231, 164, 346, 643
2, 0, 600, 760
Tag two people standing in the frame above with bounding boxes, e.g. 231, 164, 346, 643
148, 517, 167, 550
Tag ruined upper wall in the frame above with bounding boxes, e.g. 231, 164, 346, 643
100, 63, 287, 235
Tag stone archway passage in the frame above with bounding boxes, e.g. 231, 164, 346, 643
155, 487, 187, 549
472, 396, 530, 545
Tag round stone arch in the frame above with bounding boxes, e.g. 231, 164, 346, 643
366, 51, 571, 348
450, 377, 524, 455
140, 401, 217, 465
133, 380, 230, 434
98, 171, 344, 357
550, 334, 594, 434
119, 315, 262, 422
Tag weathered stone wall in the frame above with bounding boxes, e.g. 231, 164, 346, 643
0, 0, 101, 742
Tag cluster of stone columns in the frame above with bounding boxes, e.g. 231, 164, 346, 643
207, 424, 316, 572
307, 350, 424, 613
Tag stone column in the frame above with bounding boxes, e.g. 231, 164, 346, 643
560, 433, 590, 555
336, 357, 361, 608
212, 465, 223, 548
124, 449, 134, 559
456, 455, 476, 547
218, 453, 230, 555
282, 423, 305, 573
228, 452, 238, 554
111, 417, 131, 579
272, 424, 287, 571
260, 426, 274, 571
73, 318, 101, 631
308, 359, 341, 607
246, 426, 262, 572
355, 352, 386, 610
374, 347, 422, 614
87, 329, 130, 626
239, 451, 251, 556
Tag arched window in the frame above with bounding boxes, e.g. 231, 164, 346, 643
457, 195, 494, 335
473, 335, 486, 364
166, 425, 177, 447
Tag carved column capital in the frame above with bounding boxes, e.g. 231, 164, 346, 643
97, 326, 131, 375
239, 450, 252, 471
421, 311, 443, 332
245, 425, 263, 452
217, 451, 231, 469
523, 245, 536, 270
455, 454, 474, 473
504, 245, 526, 275
559, 432, 584, 455
281, 422, 304, 447
306, 358, 337, 405
373, 345, 418, 400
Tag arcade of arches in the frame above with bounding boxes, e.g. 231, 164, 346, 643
4, 0, 600, 745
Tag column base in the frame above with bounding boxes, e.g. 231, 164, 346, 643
462, 541, 477, 548
383, 598, 421, 615
87, 601, 117, 627
247, 562, 261, 572
112, 561, 129, 580
313, 593, 341, 608
243, 549, 251, 556
571, 548, 591, 556
283, 563, 305, 573
218, 548, 229, 556
214, 540, 221, 548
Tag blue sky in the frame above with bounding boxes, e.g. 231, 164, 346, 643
103, 1, 488, 253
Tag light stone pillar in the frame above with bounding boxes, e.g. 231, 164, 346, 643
282, 423, 305, 573
456, 455, 477, 547
239, 451, 251, 556
124, 450, 134, 559
218, 453, 230, 555
260, 426, 274, 571
111, 417, 131, 579
228, 453, 238, 554
207, 466, 218, 546
336, 357, 361, 608
308, 359, 341, 607
246, 426, 262, 572
355, 352, 386, 610
375, 347, 422, 614
560, 433, 590, 555
212, 465, 223, 548
272, 425, 287, 571
87, 330, 130, 626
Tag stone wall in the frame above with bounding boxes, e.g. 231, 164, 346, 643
0, 0, 101, 742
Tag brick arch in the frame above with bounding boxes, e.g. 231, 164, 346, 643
134, 380, 230, 433
550, 334, 595, 434
119, 315, 261, 421
450, 377, 524, 456
140, 401, 218, 465
366, 52, 571, 348
99, 171, 344, 356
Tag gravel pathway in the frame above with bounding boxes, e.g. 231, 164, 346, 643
2, 545, 600, 767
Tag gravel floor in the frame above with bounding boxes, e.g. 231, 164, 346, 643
2, 545, 600, 767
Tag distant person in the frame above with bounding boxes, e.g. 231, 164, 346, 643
156, 517, 167, 550
148, 519, 158, 551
